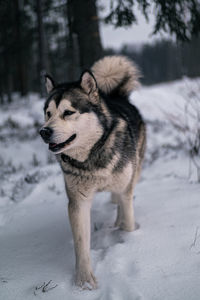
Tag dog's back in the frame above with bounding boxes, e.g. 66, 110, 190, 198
92, 55, 146, 174
41, 55, 146, 289
58, 56, 146, 186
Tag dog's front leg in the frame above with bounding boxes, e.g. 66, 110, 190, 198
67, 189, 97, 289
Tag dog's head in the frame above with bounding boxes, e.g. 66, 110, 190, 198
40, 71, 103, 154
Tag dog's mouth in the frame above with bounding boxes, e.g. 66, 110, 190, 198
49, 134, 76, 152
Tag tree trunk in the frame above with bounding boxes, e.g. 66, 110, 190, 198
36, 0, 48, 96
71, 0, 103, 70
14, 0, 26, 96
3, 34, 12, 103
4, 50, 13, 103
66, 0, 79, 81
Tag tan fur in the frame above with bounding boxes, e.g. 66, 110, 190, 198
44, 98, 103, 156
91, 55, 140, 95
61, 118, 130, 190
58, 112, 138, 288
41, 56, 146, 289
62, 156, 137, 289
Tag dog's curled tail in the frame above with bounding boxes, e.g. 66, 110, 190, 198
91, 55, 140, 97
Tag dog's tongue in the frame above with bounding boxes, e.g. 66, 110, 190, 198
49, 143, 57, 148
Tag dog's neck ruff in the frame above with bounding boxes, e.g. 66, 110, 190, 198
60, 119, 117, 170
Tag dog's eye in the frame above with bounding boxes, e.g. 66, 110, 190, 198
63, 110, 75, 117
47, 111, 51, 118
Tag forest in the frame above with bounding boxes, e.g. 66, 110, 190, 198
0, 0, 200, 103
1, 1, 200, 298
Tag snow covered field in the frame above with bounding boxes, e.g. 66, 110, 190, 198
0, 78, 200, 300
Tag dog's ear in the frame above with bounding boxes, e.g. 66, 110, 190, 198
80, 71, 99, 104
45, 74, 55, 94
80, 71, 98, 99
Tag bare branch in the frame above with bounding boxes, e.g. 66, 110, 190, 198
34, 280, 58, 296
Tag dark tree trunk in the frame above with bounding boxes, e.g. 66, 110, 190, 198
71, 0, 103, 70
66, 0, 77, 81
4, 51, 12, 103
3, 32, 12, 102
14, 0, 26, 96
36, 0, 48, 96
0, 90, 4, 105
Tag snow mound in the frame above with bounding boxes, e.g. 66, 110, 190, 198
0, 79, 200, 299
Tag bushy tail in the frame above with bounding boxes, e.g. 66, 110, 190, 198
91, 55, 140, 97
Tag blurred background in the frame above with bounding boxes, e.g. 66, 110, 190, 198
0, 0, 200, 102
1, 2, 200, 298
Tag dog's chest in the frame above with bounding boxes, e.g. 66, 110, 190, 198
62, 160, 133, 194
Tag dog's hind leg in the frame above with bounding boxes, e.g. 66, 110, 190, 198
114, 170, 138, 232
114, 189, 135, 232
115, 160, 143, 231
112, 193, 129, 228
112, 193, 126, 228
67, 189, 97, 290
112, 193, 122, 227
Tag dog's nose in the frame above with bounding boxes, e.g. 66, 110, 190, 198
39, 127, 53, 142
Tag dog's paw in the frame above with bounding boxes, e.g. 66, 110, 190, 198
75, 269, 97, 290
120, 223, 135, 231
119, 221, 140, 232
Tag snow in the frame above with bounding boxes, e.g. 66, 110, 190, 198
0, 78, 200, 299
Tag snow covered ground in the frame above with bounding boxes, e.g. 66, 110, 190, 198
0, 78, 200, 300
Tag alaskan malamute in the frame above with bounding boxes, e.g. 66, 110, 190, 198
40, 56, 146, 289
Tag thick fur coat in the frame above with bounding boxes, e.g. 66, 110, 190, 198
40, 56, 146, 289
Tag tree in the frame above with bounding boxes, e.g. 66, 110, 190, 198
14, 0, 27, 96
66, 0, 79, 81
104, 0, 200, 41
65, 0, 200, 79
0, 0, 35, 100
36, 0, 48, 96
0, 0, 200, 102
68, 0, 103, 70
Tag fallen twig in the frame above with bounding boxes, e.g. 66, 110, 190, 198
190, 226, 200, 254
34, 280, 58, 295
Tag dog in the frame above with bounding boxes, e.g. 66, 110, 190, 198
40, 55, 146, 289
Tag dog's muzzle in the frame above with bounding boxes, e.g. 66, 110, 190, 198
48, 134, 77, 152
